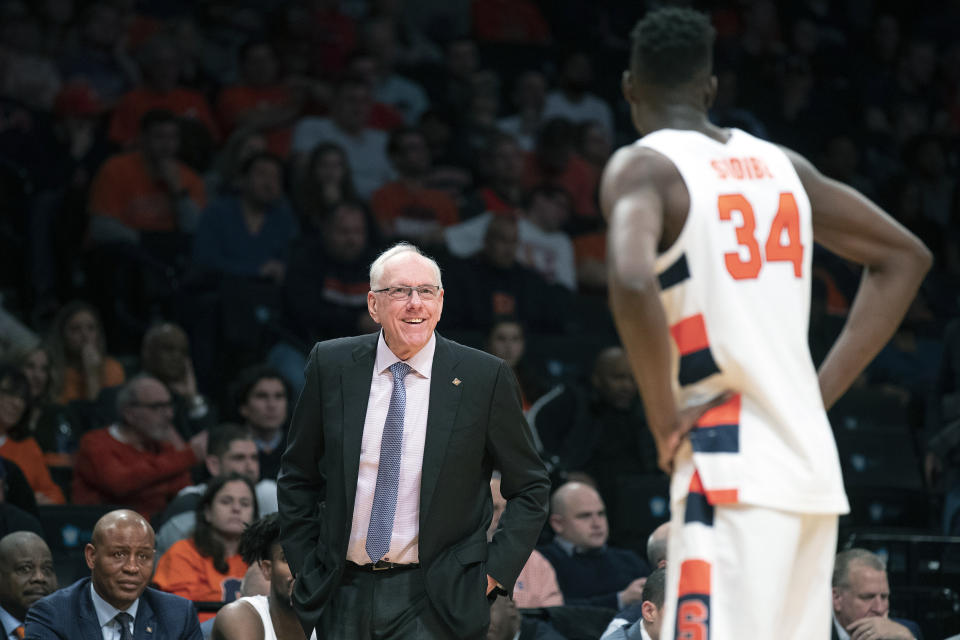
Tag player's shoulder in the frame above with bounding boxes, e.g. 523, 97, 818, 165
601, 143, 684, 215
771, 142, 817, 182
604, 143, 679, 183
211, 598, 264, 640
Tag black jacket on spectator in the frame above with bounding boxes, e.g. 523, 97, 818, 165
442, 256, 567, 334
538, 539, 648, 610
282, 239, 375, 345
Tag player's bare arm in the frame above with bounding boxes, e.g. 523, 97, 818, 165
785, 148, 933, 410
602, 145, 727, 473
211, 600, 266, 640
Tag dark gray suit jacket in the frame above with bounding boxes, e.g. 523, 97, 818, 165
24, 578, 203, 640
278, 332, 551, 637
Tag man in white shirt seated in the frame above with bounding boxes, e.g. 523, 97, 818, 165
155, 424, 278, 557
542, 51, 613, 140
445, 186, 578, 291
290, 76, 394, 200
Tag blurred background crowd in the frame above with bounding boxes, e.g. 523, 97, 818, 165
0, 0, 959, 636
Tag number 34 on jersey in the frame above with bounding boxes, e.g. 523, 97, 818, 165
717, 192, 803, 280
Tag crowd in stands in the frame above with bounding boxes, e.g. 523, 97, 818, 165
1, 0, 960, 637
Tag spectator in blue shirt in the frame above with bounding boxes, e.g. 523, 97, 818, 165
192, 152, 297, 284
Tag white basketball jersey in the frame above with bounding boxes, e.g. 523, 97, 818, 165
242, 595, 318, 640
637, 128, 849, 514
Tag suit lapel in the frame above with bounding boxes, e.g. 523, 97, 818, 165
78, 582, 105, 640
341, 336, 377, 523
133, 594, 156, 640
419, 335, 463, 523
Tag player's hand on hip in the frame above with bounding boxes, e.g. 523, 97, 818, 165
657, 392, 733, 474
847, 616, 915, 640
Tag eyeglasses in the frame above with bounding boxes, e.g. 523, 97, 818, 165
132, 401, 174, 411
372, 285, 441, 300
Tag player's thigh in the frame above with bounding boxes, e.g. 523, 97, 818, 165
778, 513, 838, 640
662, 503, 833, 640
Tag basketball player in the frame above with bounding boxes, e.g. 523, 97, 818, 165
212, 514, 315, 640
602, 7, 931, 640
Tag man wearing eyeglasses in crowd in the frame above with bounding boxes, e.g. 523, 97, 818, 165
72, 374, 207, 519
279, 242, 550, 639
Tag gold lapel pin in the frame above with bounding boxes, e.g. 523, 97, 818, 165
146, 627, 153, 633
452, 378, 461, 386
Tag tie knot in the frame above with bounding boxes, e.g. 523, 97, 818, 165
390, 361, 412, 381
114, 612, 133, 633
13, 625, 24, 639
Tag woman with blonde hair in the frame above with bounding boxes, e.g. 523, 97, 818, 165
47, 301, 125, 404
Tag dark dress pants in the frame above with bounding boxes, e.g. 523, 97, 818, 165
319, 564, 486, 640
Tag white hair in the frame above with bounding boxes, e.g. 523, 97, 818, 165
368, 242, 443, 289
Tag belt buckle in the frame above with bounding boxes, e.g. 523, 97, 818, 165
371, 560, 392, 571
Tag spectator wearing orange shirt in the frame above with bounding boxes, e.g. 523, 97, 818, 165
370, 127, 459, 245
108, 34, 219, 148
72, 375, 206, 518
88, 109, 206, 245
463, 133, 526, 218
471, 0, 552, 45
47, 301, 125, 404
216, 41, 300, 158
523, 117, 599, 221
0, 366, 65, 505
153, 474, 256, 621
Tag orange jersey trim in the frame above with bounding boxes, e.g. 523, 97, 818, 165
669, 314, 710, 355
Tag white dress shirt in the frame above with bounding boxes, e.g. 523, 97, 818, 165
90, 583, 139, 640
346, 332, 436, 564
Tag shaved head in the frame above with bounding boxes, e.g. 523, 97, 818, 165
549, 482, 608, 549
550, 481, 597, 516
0, 531, 56, 619
0, 531, 48, 565
646, 522, 670, 568
92, 509, 154, 546
87, 509, 157, 610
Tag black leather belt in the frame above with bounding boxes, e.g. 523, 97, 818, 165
347, 560, 421, 572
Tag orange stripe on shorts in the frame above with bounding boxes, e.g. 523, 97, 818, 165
695, 394, 741, 428
677, 559, 712, 597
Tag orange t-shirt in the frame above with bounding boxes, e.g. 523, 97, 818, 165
370, 181, 460, 238
57, 357, 126, 404
471, 0, 551, 44
522, 153, 599, 218
88, 152, 206, 232
109, 87, 219, 146
573, 231, 606, 265
0, 437, 66, 504
216, 85, 294, 157
154, 538, 247, 622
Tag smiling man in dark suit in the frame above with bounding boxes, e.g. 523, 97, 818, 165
278, 242, 550, 639
24, 509, 202, 640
